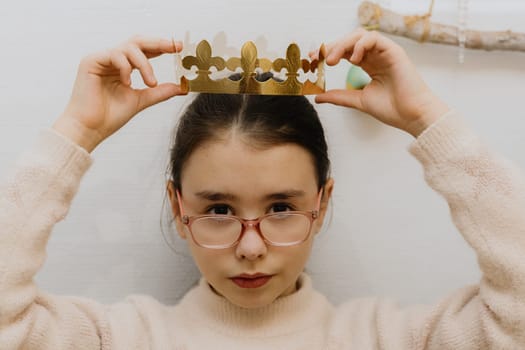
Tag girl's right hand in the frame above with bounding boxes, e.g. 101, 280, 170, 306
52, 36, 186, 153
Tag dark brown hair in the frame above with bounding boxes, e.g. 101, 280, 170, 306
168, 93, 330, 191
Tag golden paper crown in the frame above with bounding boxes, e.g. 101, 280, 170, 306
175, 40, 326, 95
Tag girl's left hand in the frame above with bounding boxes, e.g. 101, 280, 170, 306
311, 29, 450, 137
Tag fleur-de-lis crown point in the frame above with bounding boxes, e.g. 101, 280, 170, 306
177, 39, 326, 96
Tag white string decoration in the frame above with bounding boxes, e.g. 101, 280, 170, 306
458, 0, 469, 63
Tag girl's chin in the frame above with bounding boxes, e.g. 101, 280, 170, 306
229, 280, 301, 309
206, 274, 301, 308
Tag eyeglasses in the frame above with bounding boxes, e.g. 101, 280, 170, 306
175, 189, 323, 249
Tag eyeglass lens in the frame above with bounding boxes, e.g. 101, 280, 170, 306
191, 213, 311, 247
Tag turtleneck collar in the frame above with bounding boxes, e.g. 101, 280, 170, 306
176, 273, 333, 337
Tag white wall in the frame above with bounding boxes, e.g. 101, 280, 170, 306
1, 0, 524, 306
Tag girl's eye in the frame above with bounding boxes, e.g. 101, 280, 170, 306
270, 203, 294, 213
206, 205, 232, 215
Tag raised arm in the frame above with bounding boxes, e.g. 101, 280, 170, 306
316, 29, 525, 348
0, 36, 185, 349
407, 108, 525, 349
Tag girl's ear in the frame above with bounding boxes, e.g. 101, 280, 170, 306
321, 178, 334, 213
313, 178, 334, 234
166, 181, 187, 239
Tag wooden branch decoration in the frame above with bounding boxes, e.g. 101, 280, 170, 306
358, 1, 525, 53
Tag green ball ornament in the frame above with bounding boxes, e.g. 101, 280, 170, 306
346, 64, 371, 90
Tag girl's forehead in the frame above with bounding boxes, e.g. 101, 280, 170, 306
180, 137, 318, 195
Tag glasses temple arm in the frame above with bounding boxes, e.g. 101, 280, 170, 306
313, 188, 324, 218
175, 189, 187, 219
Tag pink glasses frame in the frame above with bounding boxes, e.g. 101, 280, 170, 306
175, 189, 324, 249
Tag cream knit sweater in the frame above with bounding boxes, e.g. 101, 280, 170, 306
1, 110, 524, 349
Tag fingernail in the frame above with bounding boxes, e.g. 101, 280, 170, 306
173, 40, 183, 52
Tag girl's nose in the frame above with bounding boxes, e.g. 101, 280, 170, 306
235, 225, 268, 260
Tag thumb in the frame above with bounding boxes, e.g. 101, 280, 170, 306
136, 83, 186, 111
315, 89, 363, 110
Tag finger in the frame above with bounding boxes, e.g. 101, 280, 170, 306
310, 42, 344, 63
108, 50, 133, 86
123, 44, 158, 87
309, 49, 318, 61
325, 29, 367, 66
309, 49, 328, 62
130, 36, 183, 59
349, 32, 380, 65
315, 89, 364, 110
136, 83, 187, 111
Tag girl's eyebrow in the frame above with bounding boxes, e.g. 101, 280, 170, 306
265, 190, 306, 200
194, 191, 236, 201
194, 189, 306, 201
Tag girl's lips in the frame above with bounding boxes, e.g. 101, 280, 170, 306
230, 275, 272, 288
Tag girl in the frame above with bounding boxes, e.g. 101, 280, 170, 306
1, 29, 524, 349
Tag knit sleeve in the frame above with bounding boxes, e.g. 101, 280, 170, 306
393, 110, 525, 349
0, 129, 113, 349
332, 111, 525, 349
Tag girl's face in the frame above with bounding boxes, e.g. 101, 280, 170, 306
167, 134, 333, 309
